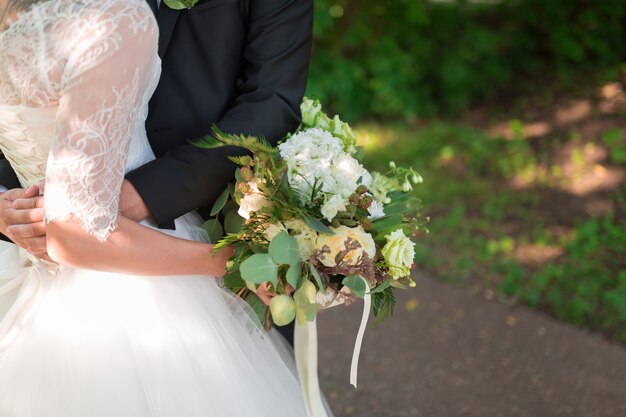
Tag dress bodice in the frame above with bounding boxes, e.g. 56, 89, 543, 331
0, 0, 160, 241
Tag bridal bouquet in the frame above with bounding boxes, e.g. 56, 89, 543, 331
197, 98, 424, 329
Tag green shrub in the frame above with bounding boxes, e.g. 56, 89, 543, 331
309, 0, 626, 120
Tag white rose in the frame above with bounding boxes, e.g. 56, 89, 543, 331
238, 181, 272, 219
316, 225, 376, 267
320, 194, 347, 221
285, 219, 319, 260
381, 229, 416, 279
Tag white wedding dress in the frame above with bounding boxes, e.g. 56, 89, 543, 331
0, 1, 312, 416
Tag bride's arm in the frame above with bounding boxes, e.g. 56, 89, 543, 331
47, 216, 231, 276
43, 3, 230, 276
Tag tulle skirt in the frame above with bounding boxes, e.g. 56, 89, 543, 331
0, 213, 309, 417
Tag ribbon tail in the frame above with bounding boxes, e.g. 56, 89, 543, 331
294, 317, 331, 417
350, 279, 371, 388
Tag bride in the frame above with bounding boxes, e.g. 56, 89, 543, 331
0, 0, 319, 415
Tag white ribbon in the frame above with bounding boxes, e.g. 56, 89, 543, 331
350, 278, 371, 388
294, 318, 329, 417
294, 277, 372, 416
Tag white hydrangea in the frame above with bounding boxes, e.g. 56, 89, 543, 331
278, 128, 367, 219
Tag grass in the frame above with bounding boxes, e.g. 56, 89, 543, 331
358, 99, 626, 342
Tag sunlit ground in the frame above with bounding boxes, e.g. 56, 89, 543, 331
356, 81, 626, 342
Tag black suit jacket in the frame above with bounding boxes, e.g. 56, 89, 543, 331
0, 0, 313, 226
127, 0, 313, 227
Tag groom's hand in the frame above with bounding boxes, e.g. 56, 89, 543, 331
0, 185, 49, 258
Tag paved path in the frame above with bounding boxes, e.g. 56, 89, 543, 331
317, 270, 626, 417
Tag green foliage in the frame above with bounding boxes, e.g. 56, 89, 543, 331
603, 128, 626, 164
361, 120, 626, 341
342, 275, 367, 298
268, 231, 300, 266
501, 216, 626, 340
372, 286, 396, 321
201, 218, 224, 243
240, 254, 279, 286
309, 0, 626, 120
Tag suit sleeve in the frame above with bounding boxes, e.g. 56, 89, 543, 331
0, 153, 21, 189
125, 0, 313, 227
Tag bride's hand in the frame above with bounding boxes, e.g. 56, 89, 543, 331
206, 245, 235, 277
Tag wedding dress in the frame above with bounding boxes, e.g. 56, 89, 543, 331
0, 1, 312, 415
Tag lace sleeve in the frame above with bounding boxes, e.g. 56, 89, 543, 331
44, 1, 158, 242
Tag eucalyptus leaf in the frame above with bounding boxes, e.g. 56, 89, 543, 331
201, 219, 224, 243
268, 231, 300, 266
210, 185, 232, 216
342, 275, 367, 298
286, 263, 302, 289
308, 263, 325, 291
224, 210, 245, 234
240, 254, 278, 286
235, 168, 244, 182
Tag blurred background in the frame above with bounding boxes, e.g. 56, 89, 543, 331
307, 1, 626, 415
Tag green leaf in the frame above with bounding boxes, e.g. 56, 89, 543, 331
224, 210, 245, 234
286, 263, 302, 289
240, 254, 278, 286
372, 214, 404, 233
223, 271, 245, 289
370, 280, 391, 294
243, 292, 268, 326
210, 185, 233, 216
235, 168, 244, 182
268, 231, 300, 266
302, 215, 333, 234
308, 263, 325, 291
227, 155, 253, 166
213, 233, 242, 252
294, 281, 317, 324
342, 275, 367, 298
201, 219, 224, 243
372, 286, 395, 321
390, 280, 407, 290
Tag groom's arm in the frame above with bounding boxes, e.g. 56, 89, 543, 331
0, 153, 21, 190
125, 0, 313, 227
0, 153, 24, 242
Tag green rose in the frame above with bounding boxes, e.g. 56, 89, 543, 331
329, 115, 357, 153
300, 97, 323, 127
381, 229, 416, 279
163, 0, 199, 10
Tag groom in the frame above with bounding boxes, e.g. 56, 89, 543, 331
0, 0, 313, 344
